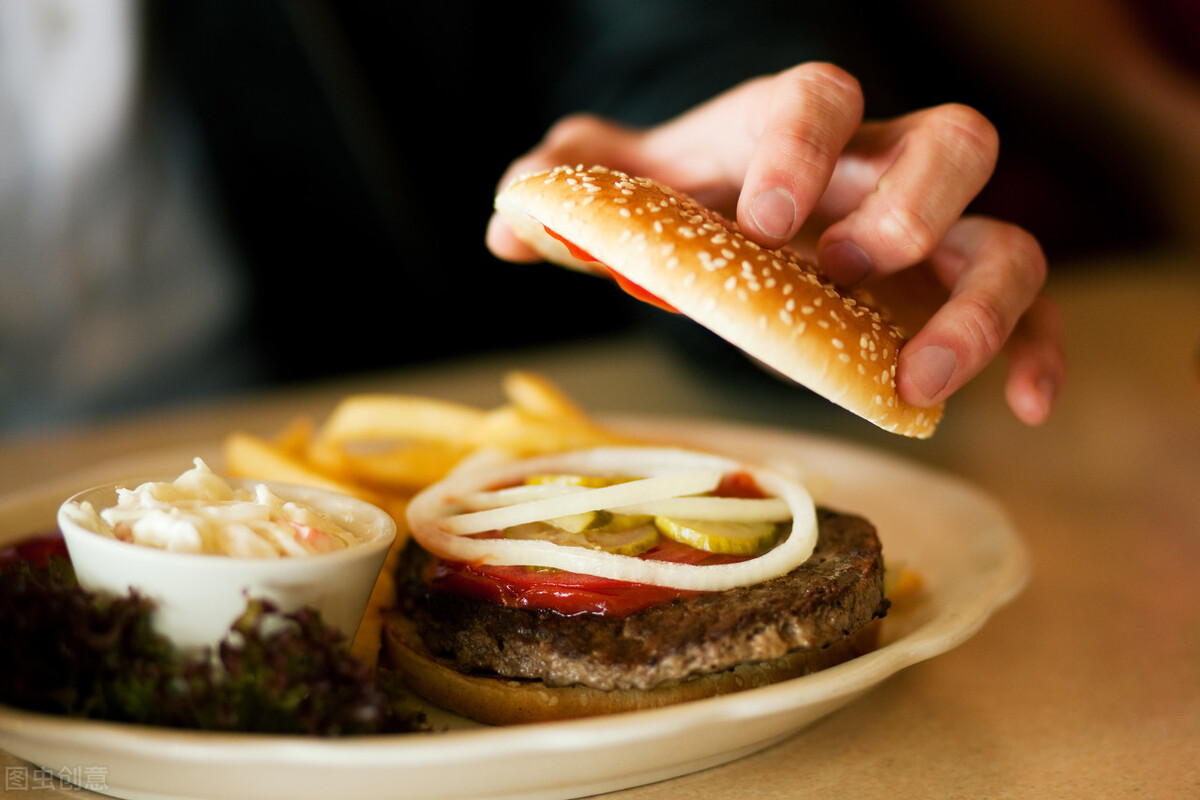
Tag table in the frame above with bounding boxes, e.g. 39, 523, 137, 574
2, 250, 1197, 799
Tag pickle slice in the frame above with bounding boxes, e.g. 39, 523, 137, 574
524, 474, 615, 488
504, 520, 660, 556
590, 510, 654, 531
546, 510, 598, 533
524, 475, 612, 533
654, 517, 782, 556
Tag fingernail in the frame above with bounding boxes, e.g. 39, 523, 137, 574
906, 345, 958, 402
1032, 373, 1060, 421
748, 187, 797, 240
820, 241, 872, 285
1009, 373, 1058, 426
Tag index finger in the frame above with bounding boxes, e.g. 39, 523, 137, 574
735, 62, 865, 247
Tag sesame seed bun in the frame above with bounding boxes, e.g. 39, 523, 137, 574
494, 165, 943, 438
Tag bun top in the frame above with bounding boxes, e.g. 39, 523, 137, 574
494, 165, 943, 438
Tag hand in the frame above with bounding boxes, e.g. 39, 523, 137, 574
487, 62, 1065, 425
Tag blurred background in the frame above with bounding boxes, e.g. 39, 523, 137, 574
2, 0, 1197, 435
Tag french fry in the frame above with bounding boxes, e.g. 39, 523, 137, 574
321, 442, 472, 492
300, 433, 356, 483
471, 405, 632, 456
222, 431, 373, 501
271, 415, 316, 459
226, 373, 634, 496
501, 370, 590, 421
316, 394, 486, 448
308, 394, 487, 490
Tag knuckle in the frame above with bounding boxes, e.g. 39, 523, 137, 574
780, 62, 865, 123
1008, 226, 1048, 289
934, 103, 999, 151
955, 293, 1011, 358
879, 202, 940, 262
544, 113, 612, 149
793, 62, 863, 98
928, 103, 1000, 175
988, 220, 1049, 293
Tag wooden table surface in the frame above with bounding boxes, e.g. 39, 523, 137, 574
2, 250, 1197, 799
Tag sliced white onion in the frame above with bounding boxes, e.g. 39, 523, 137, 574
440, 470, 723, 535
462, 486, 792, 523
610, 496, 792, 522
406, 447, 818, 592
458, 483, 583, 511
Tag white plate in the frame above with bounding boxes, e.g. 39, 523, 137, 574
0, 417, 1030, 800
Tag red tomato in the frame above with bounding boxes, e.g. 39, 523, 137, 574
541, 225, 679, 313
429, 536, 743, 616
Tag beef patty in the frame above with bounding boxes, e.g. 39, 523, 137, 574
393, 508, 888, 692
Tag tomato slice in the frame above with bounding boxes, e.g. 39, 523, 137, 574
429, 537, 742, 617
542, 225, 679, 314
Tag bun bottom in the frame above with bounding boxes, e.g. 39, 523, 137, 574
382, 613, 881, 726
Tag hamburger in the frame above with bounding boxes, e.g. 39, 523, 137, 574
386, 446, 888, 725
492, 164, 942, 439
381, 166, 919, 724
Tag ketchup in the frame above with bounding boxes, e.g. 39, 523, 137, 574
542, 225, 680, 314
428, 537, 744, 617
